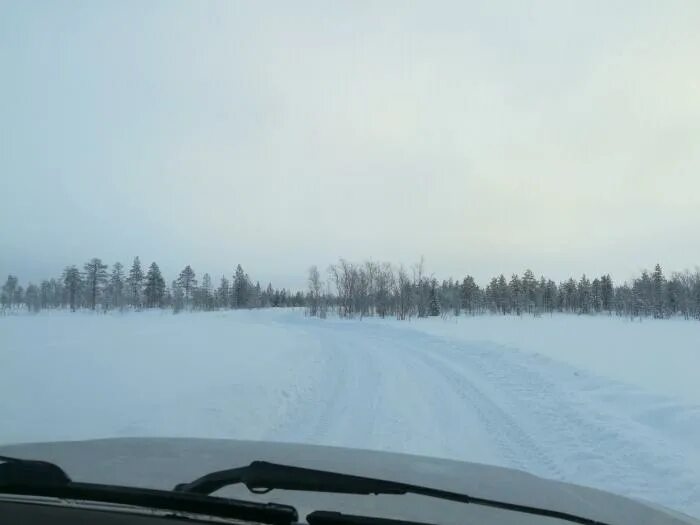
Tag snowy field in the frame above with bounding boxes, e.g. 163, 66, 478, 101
2, 309, 699, 517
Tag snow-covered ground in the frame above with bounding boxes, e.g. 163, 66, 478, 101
2, 309, 699, 516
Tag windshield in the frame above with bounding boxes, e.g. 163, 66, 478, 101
1, 2, 699, 523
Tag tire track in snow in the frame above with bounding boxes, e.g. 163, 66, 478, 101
266, 321, 383, 448
272, 315, 700, 516
269, 319, 498, 460
404, 348, 564, 480
394, 328, 700, 514
305, 331, 383, 445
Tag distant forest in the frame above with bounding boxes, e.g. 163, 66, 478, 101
306, 259, 700, 321
0, 257, 304, 314
2, 257, 700, 321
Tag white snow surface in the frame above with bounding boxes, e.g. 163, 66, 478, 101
1, 309, 699, 517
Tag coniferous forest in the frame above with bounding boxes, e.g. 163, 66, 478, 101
3, 257, 699, 321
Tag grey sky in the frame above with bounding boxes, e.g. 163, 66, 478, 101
2, 1, 699, 288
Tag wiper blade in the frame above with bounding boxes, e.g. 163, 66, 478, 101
307, 510, 436, 525
0, 454, 71, 487
0, 455, 297, 525
174, 460, 405, 496
175, 461, 611, 525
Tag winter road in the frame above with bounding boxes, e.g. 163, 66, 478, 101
2, 309, 699, 516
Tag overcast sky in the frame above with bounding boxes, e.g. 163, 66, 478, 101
2, 1, 699, 288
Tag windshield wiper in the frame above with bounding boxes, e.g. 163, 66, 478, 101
307, 510, 436, 525
175, 460, 611, 525
0, 455, 297, 525
0, 454, 72, 487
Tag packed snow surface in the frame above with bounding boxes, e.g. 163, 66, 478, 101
2, 309, 699, 516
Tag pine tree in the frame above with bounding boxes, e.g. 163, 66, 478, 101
543, 279, 558, 313
52, 278, 64, 308
199, 273, 212, 310
144, 262, 165, 308
1, 275, 18, 310
509, 274, 522, 315
535, 277, 545, 312
40, 280, 51, 309
485, 277, 497, 312
24, 283, 40, 312
591, 278, 602, 312
84, 258, 108, 310
264, 282, 274, 307
63, 266, 82, 311
232, 264, 249, 308
562, 278, 577, 312
693, 277, 700, 320
667, 275, 682, 317
635, 270, 653, 317
601, 274, 614, 312
107, 262, 125, 310
496, 274, 509, 314
216, 276, 230, 308
41, 278, 61, 309
429, 279, 440, 316
522, 269, 537, 313
13, 285, 24, 306
127, 256, 145, 309
248, 281, 262, 308
578, 274, 591, 314
652, 263, 666, 318
177, 265, 197, 308
171, 279, 185, 313
461, 275, 479, 315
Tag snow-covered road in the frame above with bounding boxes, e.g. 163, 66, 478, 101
2, 309, 699, 516
273, 315, 700, 516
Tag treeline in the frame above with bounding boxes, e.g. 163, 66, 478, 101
306, 259, 700, 321
4, 257, 700, 321
0, 257, 303, 313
